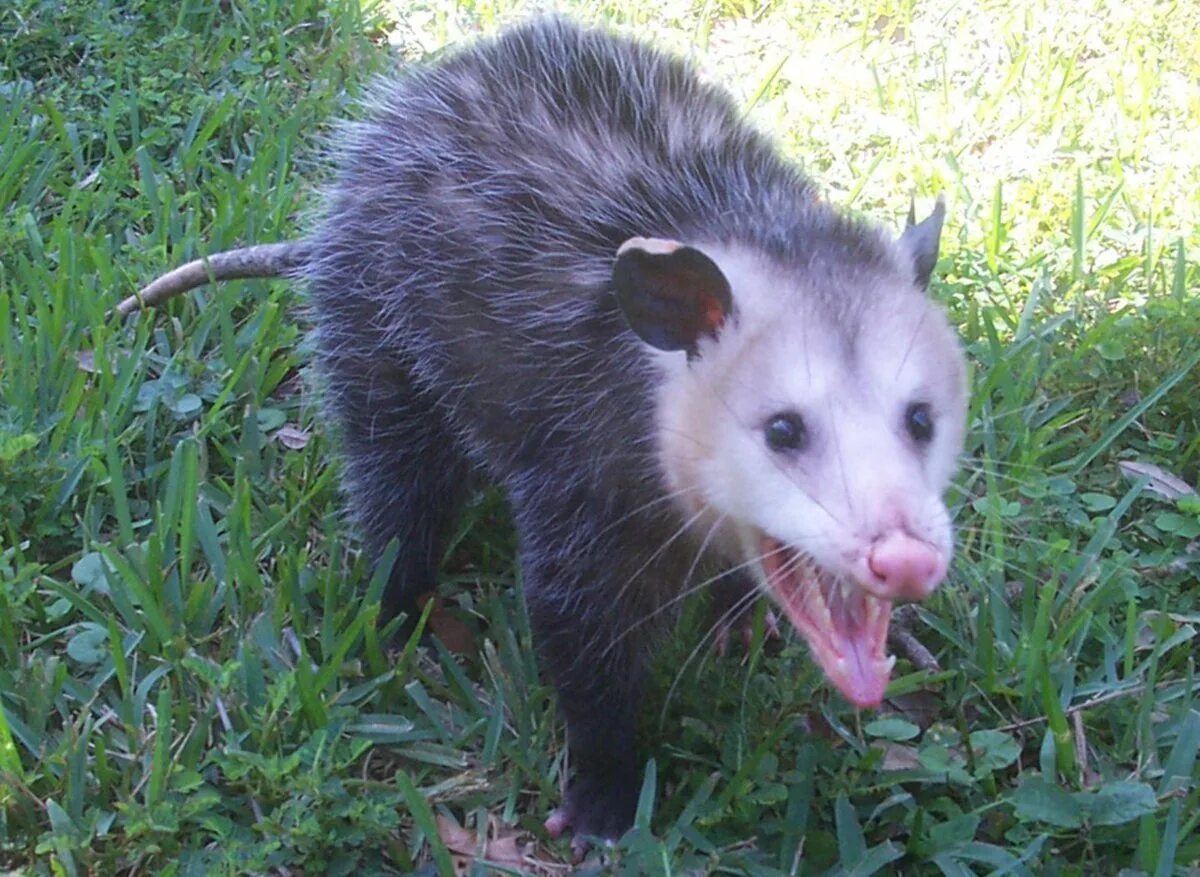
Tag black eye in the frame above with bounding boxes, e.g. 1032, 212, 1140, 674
764, 412, 808, 454
906, 402, 934, 444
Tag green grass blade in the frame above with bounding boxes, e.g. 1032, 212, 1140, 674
395, 771, 455, 877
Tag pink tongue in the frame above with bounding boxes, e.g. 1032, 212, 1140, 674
762, 539, 894, 707
821, 596, 892, 706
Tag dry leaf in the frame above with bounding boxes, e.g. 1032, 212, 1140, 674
482, 829, 530, 870
1118, 460, 1197, 500
429, 602, 477, 655
436, 814, 534, 874
75, 165, 102, 189
874, 741, 921, 771
436, 813, 478, 856
275, 424, 310, 449
886, 690, 941, 729
269, 368, 305, 401
435, 813, 476, 876
76, 350, 98, 373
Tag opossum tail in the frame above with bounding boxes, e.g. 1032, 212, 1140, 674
114, 242, 309, 316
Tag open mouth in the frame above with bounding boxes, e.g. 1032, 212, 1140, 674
758, 535, 895, 707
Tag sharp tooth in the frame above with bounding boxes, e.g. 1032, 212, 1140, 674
884, 655, 897, 673
872, 597, 887, 627
801, 578, 817, 610
816, 592, 833, 627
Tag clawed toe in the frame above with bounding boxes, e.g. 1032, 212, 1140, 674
542, 773, 635, 862
543, 808, 568, 839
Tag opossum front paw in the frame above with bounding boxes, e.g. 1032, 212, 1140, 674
544, 772, 637, 860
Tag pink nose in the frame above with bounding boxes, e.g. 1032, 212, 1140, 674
866, 532, 944, 601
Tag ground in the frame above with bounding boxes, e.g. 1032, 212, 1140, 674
1, 0, 1198, 873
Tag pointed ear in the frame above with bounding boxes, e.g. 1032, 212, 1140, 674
612, 237, 733, 355
899, 195, 946, 290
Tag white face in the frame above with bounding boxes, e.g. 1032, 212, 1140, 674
655, 244, 968, 706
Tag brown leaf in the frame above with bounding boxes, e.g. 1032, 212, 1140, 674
436, 815, 472, 877
886, 690, 942, 729
269, 368, 305, 401
436, 813, 476, 876
436, 814, 477, 856
436, 814, 537, 874
874, 741, 921, 771
429, 601, 477, 655
482, 831, 530, 870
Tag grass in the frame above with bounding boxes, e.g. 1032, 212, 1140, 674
1, 0, 1199, 873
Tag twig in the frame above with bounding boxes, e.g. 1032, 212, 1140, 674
1072, 710, 1088, 786
889, 605, 940, 672
996, 680, 1180, 733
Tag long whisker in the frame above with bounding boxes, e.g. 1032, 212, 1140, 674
590, 483, 706, 542
598, 538, 791, 663
659, 577, 767, 724
577, 505, 712, 668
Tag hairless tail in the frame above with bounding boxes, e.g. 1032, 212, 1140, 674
114, 242, 309, 316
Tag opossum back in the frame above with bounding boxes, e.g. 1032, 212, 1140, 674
308, 19, 821, 313
304, 21, 776, 471
303, 19, 899, 482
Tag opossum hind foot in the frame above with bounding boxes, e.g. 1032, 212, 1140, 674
544, 772, 637, 862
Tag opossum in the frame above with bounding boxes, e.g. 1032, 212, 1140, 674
121, 18, 967, 849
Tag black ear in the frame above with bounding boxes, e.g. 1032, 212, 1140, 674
899, 196, 946, 290
612, 237, 733, 355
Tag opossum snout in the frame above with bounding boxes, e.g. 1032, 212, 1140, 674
863, 531, 945, 602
